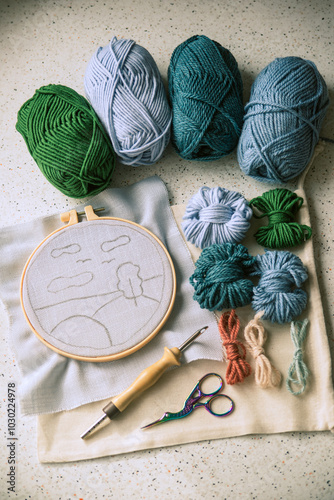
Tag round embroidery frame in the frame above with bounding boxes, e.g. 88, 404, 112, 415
20, 205, 176, 362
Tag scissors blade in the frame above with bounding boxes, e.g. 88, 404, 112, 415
141, 412, 174, 429
141, 405, 194, 429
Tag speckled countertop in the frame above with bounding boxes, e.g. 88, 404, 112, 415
0, 0, 333, 498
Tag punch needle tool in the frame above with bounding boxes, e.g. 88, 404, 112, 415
80, 326, 209, 439
142, 372, 234, 429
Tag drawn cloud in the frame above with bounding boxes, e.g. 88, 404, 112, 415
47, 272, 93, 293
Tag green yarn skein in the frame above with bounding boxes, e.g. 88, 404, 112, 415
250, 188, 312, 249
16, 84, 116, 198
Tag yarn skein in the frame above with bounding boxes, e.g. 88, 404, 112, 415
218, 310, 252, 385
286, 318, 310, 395
189, 243, 257, 311
168, 35, 244, 161
182, 186, 252, 249
237, 56, 329, 183
250, 188, 312, 249
16, 85, 116, 198
84, 37, 172, 166
244, 311, 282, 388
252, 250, 308, 324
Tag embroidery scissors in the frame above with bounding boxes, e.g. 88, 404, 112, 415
142, 373, 234, 429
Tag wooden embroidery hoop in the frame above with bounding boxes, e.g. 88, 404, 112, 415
20, 205, 176, 362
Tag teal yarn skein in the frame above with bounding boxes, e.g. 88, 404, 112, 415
237, 56, 329, 183
189, 243, 257, 311
168, 35, 244, 161
84, 37, 172, 167
16, 84, 116, 199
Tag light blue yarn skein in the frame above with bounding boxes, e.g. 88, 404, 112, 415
84, 37, 172, 166
251, 250, 308, 324
182, 186, 252, 248
237, 56, 329, 183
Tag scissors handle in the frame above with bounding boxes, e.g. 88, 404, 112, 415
193, 394, 234, 417
196, 372, 224, 397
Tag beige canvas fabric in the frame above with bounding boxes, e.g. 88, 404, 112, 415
37, 170, 334, 462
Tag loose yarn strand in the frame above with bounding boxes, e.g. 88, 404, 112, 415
218, 310, 252, 385
244, 311, 282, 388
286, 319, 310, 395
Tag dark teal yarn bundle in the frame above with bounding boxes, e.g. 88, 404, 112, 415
189, 243, 256, 311
237, 56, 329, 183
168, 35, 244, 161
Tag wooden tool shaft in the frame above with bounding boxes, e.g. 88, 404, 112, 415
110, 347, 182, 412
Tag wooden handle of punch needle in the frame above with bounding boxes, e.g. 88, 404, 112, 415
103, 347, 181, 417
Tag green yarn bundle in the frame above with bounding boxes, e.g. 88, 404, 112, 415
250, 188, 312, 249
168, 35, 244, 161
16, 84, 116, 198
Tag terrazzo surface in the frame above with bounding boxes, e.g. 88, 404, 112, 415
0, 0, 333, 498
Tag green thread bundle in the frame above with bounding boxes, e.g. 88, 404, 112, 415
250, 188, 312, 249
16, 84, 116, 198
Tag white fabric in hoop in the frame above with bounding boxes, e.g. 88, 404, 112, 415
21, 219, 175, 360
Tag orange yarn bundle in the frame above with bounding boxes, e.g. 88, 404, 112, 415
218, 309, 252, 385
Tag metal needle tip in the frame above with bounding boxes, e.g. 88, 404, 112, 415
80, 412, 109, 440
178, 326, 209, 352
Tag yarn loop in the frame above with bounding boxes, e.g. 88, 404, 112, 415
237, 56, 329, 183
168, 35, 244, 161
286, 319, 310, 395
182, 186, 252, 248
244, 312, 282, 388
218, 310, 252, 385
250, 188, 312, 249
16, 84, 116, 198
85, 37, 171, 166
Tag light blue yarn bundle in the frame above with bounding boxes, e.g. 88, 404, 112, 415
252, 250, 308, 324
182, 186, 252, 248
168, 35, 244, 161
237, 56, 329, 183
189, 243, 257, 311
84, 37, 172, 166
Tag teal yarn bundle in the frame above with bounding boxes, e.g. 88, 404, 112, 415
84, 37, 172, 166
237, 56, 329, 183
250, 188, 312, 249
182, 186, 252, 248
16, 84, 116, 198
189, 243, 257, 311
252, 250, 308, 324
168, 35, 244, 161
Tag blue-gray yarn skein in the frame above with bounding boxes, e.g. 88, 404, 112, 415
237, 56, 329, 183
182, 186, 253, 248
168, 35, 244, 161
251, 250, 308, 324
189, 243, 257, 311
84, 37, 172, 166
